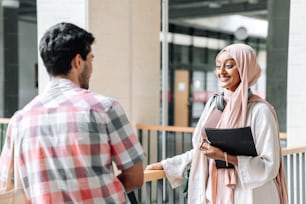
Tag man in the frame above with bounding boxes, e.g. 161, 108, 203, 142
0, 22, 144, 203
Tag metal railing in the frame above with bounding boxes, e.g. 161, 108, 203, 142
1, 120, 304, 204
282, 146, 306, 204
137, 124, 305, 204
0, 118, 9, 152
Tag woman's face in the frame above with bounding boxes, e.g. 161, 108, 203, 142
215, 51, 241, 92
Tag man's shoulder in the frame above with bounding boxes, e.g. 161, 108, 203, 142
83, 90, 118, 111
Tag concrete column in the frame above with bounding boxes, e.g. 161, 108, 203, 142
37, 0, 160, 126
266, 0, 290, 133
37, 0, 88, 93
88, 0, 160, 126
0, 2, 3, 117
0, 0, 19, 117
287, 1, 306, 146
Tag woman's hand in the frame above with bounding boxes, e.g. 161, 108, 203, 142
200, 142, 238, 166
200, 142, 224, 161
145, 162, 163, 170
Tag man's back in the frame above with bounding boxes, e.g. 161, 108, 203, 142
1, 79, 144, 203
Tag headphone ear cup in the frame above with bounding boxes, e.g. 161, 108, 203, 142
216, 94, 224, 112
248, 88, 253, 99
215, 89, 252, 112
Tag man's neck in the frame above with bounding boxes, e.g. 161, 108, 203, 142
51, 74, 80, 88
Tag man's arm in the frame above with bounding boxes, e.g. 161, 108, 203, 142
117, 161, 144, 193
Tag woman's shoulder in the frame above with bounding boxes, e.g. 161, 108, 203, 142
249, 101, 270, 109
248, 101, 275, 119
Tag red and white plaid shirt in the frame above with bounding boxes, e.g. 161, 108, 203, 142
0, 79, 145, 204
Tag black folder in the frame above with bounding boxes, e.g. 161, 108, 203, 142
205, 126, 257, 169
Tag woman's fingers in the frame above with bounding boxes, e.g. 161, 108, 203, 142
145, 163, 163, 170
199, 142, 211, 151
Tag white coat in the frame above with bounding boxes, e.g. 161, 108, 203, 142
161, 97, 281, 204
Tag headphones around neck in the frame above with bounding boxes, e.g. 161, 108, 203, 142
215, 88, 253, 112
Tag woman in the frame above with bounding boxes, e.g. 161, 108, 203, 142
146, 44, 288, 204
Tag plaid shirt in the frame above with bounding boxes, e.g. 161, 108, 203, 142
0, 79, 145, 204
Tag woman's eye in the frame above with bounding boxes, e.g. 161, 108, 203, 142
225, 64, 234, 69
215, 66, 221, 70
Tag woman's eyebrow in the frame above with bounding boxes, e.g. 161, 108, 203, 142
216, 58, 235, 63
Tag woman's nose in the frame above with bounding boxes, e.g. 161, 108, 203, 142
220, 66, 226, 74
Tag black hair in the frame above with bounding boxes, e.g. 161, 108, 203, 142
39, 22, 95, 76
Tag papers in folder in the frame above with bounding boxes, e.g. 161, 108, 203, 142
205, 126, 257, 169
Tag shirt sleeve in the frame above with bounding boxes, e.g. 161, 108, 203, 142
0, 115, 17, 188
236, 103, 280, 189
105, 101, 145, 170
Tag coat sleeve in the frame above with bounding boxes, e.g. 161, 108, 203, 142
236, 103, 281, 189
161, 149, 194, 188
161, 96, 216, 189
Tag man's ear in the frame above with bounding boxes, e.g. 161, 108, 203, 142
71, 54, 82, 71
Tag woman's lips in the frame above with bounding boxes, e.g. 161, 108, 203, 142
219, 76, 230, 82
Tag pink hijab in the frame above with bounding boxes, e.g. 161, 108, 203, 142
216, 43, 261, 128
211, 44, 288, 204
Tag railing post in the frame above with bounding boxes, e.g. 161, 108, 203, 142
145, 182, 151, 204
167, 182, 175, 204
299, 153, 303, 203
0, 123, 8, 153
157, 179, 163, 204
138, 129, 142, 144
147, 130, 151, 164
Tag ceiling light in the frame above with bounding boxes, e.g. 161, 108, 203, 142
208, 3, 221, 8
2, 0, 19, 8
248, 0, 259, 4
